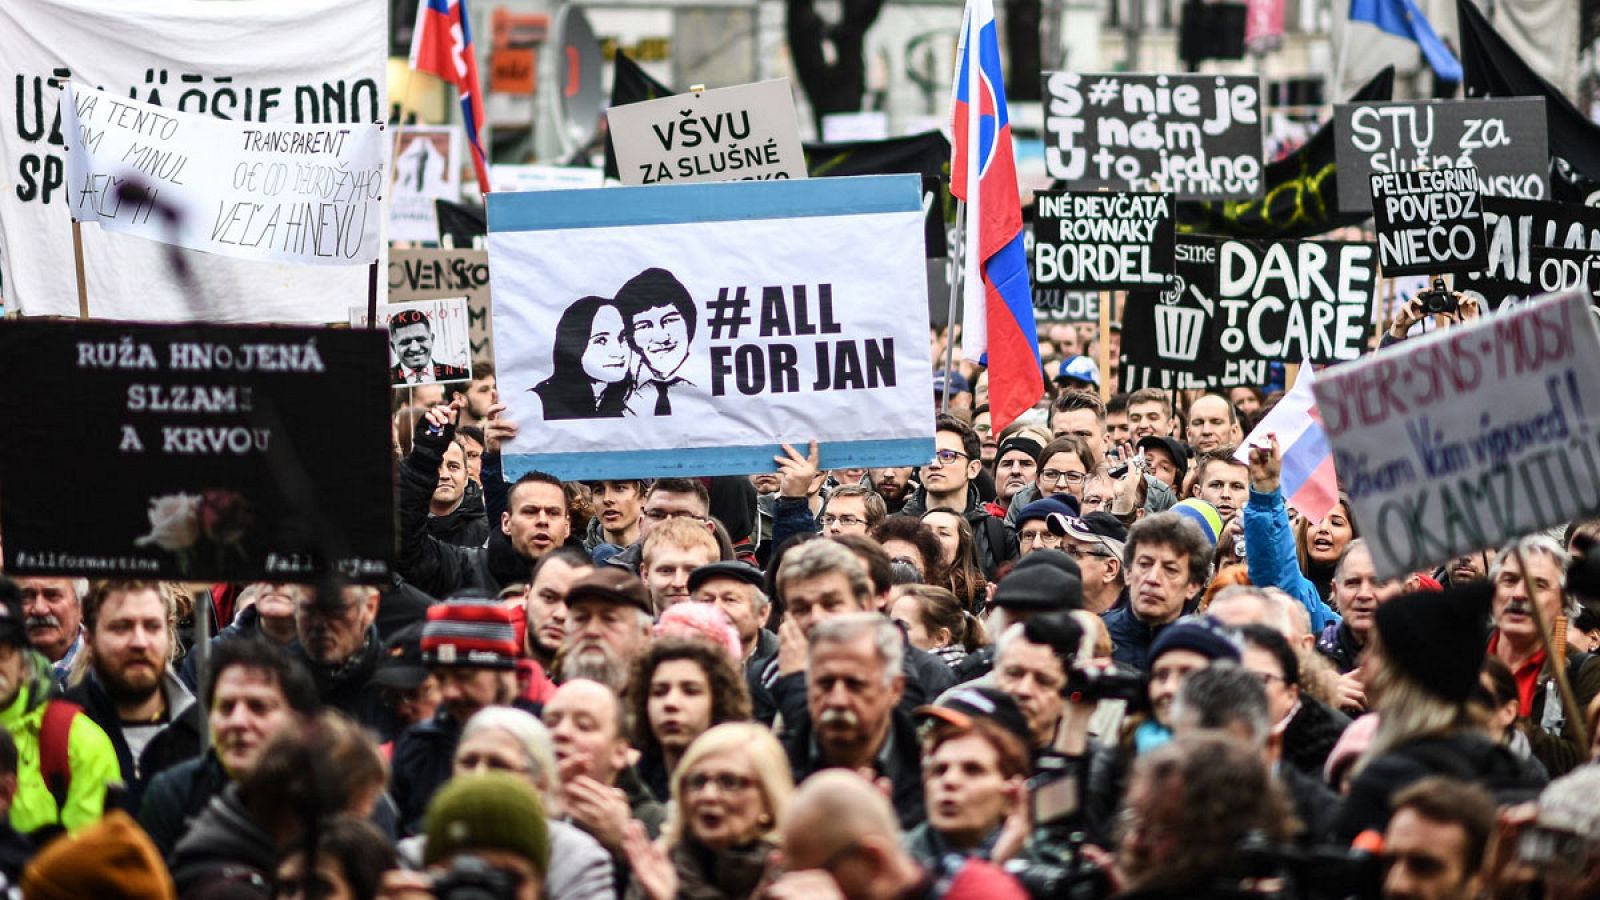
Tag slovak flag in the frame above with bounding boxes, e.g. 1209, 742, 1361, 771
949, 0, 1042, 432
411, 0, 492, 193
1234, 364, 1340, 523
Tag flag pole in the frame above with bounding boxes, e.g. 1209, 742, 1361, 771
940, 200, 966, 416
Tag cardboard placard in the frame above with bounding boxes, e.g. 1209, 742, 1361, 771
609, 79, 808, 186
1312, 290, 1600, 580
486, 175, 933, 479
1031, 190, 1175, 290
1332, 98, 1548, 212
351, 298, 472, 386
1456, 198, 1600, 310
1369, 167, 1488, 276
387, 248, 494, 366
62, 84, 384, 265
0, 320, 393, 582
1042, 72, 1265, 200
390, 126, 461, 244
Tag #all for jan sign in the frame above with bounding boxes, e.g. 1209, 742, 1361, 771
486, 175, 935, 480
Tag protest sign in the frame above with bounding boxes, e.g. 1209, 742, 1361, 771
1457, 198, 1600, 310
609, 79, 808, 186
1119, 237, 1260, 391
1369, 167, 1488, 276
1033, 288, 1100, 324
1312, 289, 1600, 580
1032, 191, 1174, 291
1528, 247, 1600, 304
390, 126, 461, 244
487, 175, 934, 479
0, 320, 392, 582
389, 248, 494, 365
490, 165, 604, 192
62, 84, 383, 266
1042, 72, 1264, 200
0, 0, 386, 322
351, 298, 472, 387
1332, 98, 1548, 212
1211, 238, 1377, 365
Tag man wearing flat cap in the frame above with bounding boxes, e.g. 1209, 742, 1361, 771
561, 569, 654, 694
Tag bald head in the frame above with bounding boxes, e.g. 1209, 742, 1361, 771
786, 770, 900, 853
542, 678, 628, 784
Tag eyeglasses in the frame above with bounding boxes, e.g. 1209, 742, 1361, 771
1250, 671, 1288, 687
642, 509, 706, 522
930, 449, 969, 465
1020, 530, 1062, 547
820, 514, 865, 528
685, 771, 755, 794
1039, 469, 1087, 485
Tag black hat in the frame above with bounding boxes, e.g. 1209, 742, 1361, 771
687, 561, 764, 595
0, 578, 24, 648
1374, 580, 1493, 703
996, 435, 1045, 464
1020, 611, 1087, 665
1137, 436, 1191, 486
1012, 548, 1082, 581
992, 564, 1083, 612
1150, 616, 1241, 666
566, 568, 653, 616
916, 686, 1032, 748
370, 622, 429, 690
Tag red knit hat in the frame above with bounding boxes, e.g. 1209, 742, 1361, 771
422, 597, 520, 670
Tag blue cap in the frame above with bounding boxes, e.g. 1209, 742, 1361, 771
932, 370, 971, 395
1015, 495, 1081, 525
1055, 355, 1100, 386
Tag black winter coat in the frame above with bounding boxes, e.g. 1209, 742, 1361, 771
138, 751, 232, 860
64, 673, 203, 815
169, 786, 275, 898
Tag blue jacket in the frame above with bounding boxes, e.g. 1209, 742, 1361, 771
1243, 487, 1341, 635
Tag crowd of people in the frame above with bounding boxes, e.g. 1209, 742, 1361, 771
2, 327, 1599, 900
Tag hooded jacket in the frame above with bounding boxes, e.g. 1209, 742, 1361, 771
899, 488, 1018, 580
1, 650, 118, 835
168, 785, 275, 897
64, 669, 202, 814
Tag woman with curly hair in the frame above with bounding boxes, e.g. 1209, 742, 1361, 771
871, 516, 945, 585
629, 637, 752, 803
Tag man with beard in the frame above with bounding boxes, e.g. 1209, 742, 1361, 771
65, 582, 201, 813
616, 268, 696, 415
781, 613, 925, 829
390, 597, 528, 833
16, 578, 85, 686
453, 362, 498, 427
290, 585, 394, 737
399, 400, 574, 595
869, 467, 916, 515
561, 569, 654, 694
0, 578, 116, 834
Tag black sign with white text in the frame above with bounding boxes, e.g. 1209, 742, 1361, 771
0, 321, 394, 582
1032, 191, 1175, 291
1528, 246, 1600, 305
1332, 98, 1548, 212
1456, 198, 1600, 309
1369, 167, 1487, 276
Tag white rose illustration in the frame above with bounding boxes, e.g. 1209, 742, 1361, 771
134, 493, 203, 552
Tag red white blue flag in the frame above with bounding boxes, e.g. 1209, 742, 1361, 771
411, 0, 492, 193
1234, 364, 1339, 524
949, 0, 1041, 431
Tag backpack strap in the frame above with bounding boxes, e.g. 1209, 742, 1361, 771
39, 700, 81, 822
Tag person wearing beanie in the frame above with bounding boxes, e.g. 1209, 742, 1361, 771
1013, 496, 1079, 558
21, 810, 174, 900
424, 772, 550, 900
1332, 580, 1547, 843
1137, 616, 1243, 754
391, 594, 535, 835
1171, 498, 1223, 549
990, 435, 1045, 516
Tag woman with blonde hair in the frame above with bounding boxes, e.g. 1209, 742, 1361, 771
622, 723, 792, 900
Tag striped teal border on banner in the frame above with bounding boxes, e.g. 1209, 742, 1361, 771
502, 437, 936, 482
486, 174, 922, 233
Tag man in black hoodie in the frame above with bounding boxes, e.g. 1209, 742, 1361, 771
398, 401, 573, 596
896, 415, 1017, 579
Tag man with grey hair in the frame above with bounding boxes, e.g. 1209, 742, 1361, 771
1102, 512, 1212, 670
1486, 535, 1600, 777
560, 569, 655, 694
780, 612, 924, 829
16, 577, 87, 685
689, 561, 780, 720
1171, 663, 1339, 843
